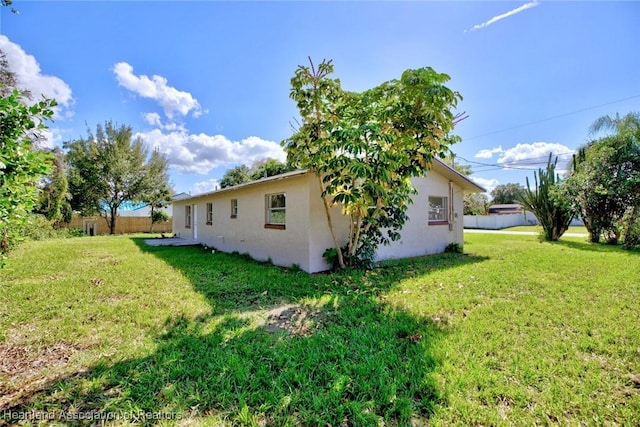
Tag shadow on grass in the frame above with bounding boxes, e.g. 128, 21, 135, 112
554, 239, 640, 255
2, 241, 488, 425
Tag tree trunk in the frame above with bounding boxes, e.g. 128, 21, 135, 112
317, 175, 345, 268
109, 205, 117, 235
150, 205, 155, 233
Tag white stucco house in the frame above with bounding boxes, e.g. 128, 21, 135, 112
172, 159, 484, 273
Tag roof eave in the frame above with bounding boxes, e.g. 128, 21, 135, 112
431, 158, 486, 193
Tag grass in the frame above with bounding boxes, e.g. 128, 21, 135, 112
503, 225, 589, 235
0, 233, 638, 425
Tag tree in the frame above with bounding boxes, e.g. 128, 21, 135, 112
443, 153, 472, 176
283, 58, 464, 268
567, 113, 640, 244
444, 154, 486, 215
143, 149, 172, 232
464, 193, 488, 215
36, 147, 71, 224
1, 0, 19, 14
65, 121, 170, 234
589, 112, 640, 136
0, 89, 56, 255
220, 164, 251, 189
219, 159, 292, 189
490, 183, 525, 204
249, 158, 293, 181
519, 155, 574, 241
151, 209, 170, 231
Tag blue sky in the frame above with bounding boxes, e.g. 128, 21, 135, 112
1, 1, 638, 196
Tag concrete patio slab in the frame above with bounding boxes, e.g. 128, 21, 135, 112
144, 237, 200, 246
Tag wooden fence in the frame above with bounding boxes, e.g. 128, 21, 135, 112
62, 216, 173, 235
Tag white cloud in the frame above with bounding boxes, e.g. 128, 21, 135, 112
467, 1, 539, 32
113, 62, 202, 119
474, 146, 504, 159
470, 177, 499, 194
135, 129, 286, 175
38, 127, 68, 149
497, 142, 574, 169
0, 35, 74, 117
191, 178, 221, 195
143, 112, 186, 132
143, 112, 162, 127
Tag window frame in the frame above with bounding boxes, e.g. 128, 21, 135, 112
185, 205, 192, 229
230, 199, 238, 219
428, 196, 449, 225
206, 202, 213, 225
265, 193, 286, 230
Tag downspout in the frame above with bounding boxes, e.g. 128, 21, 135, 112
448, 181, 454, 232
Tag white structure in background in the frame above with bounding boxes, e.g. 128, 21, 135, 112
172, 159, 484, 273
464, 203, 583, 229
116, 193, 190, 217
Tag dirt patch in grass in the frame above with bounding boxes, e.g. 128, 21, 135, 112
0, 342, 84, 410
262, 304, 332, 337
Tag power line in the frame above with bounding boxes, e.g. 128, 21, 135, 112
464, 94, 640, 141
457, 152, 575, 173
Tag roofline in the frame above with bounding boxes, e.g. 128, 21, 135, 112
431, 158, 487, 193
179, 169, 310, 201
176, 158, 485, 203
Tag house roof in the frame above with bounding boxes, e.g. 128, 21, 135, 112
172, 192, 192, 202
178, 158, 485, 203
431, 158, 486, 193
182, 169, 309, 202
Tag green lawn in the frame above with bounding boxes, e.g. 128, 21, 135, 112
1, 234, 638, 425
503, 225, 589, 235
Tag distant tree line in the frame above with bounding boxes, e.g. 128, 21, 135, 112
219, 158, 294, 189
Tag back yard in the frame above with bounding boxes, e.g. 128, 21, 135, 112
1, 234, 638, 425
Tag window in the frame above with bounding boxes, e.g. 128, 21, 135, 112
185, 205, 192, 228
230, 199, 238, 218
206, 202, 213, 225
265, 193, 286, 229
428, 196, 448, 224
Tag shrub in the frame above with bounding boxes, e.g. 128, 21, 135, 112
444, 242, 463, 254
621, 209, 640, 250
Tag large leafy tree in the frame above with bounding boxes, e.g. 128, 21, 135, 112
36, 147, 71, 223
464, 193, 489, 215
283, 58, 463, 268
0, 47, 56, 255
0, 89, 56, 254
219, 165, 251, 189
567, 112, 640, 244
65, 121, 171, 234
490, 183, 525, 205
249, 158, 293, 181
219, 159, 292, 189
519, 155, 574, 241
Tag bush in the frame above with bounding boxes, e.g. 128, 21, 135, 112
444, 242, 463, 254
323, 243, 376, 271
621, 210, 640, 250
3, 214, 85, 256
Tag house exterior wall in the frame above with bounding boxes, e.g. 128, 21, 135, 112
173, 168, 476, 273
173, 174, 313, 271
375, 174, 464, 262
307, 175, 352, 273
173, 202, 189, 238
